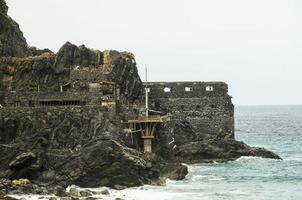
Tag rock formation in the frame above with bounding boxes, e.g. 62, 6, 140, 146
0, 0, 281, 196
0, 0, 27, 57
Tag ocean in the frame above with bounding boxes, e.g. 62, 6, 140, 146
13, 105, 302, 200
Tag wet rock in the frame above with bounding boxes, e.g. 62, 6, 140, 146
84, 198, 98, 200
160, 163, 188, 181
67, 188, 94, 198
60, 197, 79, 200
99, 189, 109, 195
175, 139, 281, 163
68, 188, 81, 197
60, 198, 72, 200
0, 195, 18, 200
79, 190, 93, 197
48, 197, 57, 200
113, 185, 127, 190
52, 185, 66, 197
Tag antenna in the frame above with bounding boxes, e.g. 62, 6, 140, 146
145, 64, 149, 117
145, 64, 148, 82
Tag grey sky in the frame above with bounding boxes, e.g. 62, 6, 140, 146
6, 0, 302, 105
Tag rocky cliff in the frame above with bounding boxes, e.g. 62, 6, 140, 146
0, 42, 142, 105
0, 0, 27, 57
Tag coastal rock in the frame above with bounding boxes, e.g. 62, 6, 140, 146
52, 185, 67, 197
79, 189, 94, 197
55, 139, 153, 188
100, 189, 110, 195
159, 163, 188, 181
113, 185, 127, 190
83, 198, 98, 200
0, 195, 18, 200
175, 139, 281, 163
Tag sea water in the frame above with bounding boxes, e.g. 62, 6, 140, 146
13, 106, 302, 200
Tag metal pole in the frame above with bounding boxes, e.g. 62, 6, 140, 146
145, 65, 148, 118
145, 64, 147, 82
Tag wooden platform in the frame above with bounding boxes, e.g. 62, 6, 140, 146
127, 114, 163, 153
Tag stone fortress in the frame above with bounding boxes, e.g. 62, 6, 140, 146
145, 81, 234, 139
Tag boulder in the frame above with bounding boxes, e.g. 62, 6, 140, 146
54, 139, 153, 188
159, 163, 188, 181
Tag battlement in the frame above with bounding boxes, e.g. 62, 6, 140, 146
143, 81, 234, 139
144, 81, 229, 99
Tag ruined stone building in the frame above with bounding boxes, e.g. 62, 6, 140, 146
145, 82, 234, 138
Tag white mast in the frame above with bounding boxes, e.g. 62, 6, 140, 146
145, 65, 149, 118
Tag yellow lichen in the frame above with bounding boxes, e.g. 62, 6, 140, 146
103, 50, 110, 65
6, 65, 17, 75
12, 178, 31, 185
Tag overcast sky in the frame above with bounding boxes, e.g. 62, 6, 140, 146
6, 0, 302, 105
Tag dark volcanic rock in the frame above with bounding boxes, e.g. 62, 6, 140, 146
0, 44, 142, 102
175, 139, 281, 163
0, 0, 53, 58
55, 139, 153, 187
0, 0, 8, 14
53, 42, 100, 73
159, 163, 188, 180
0, 0, 28, 57
0, 195, 18, 200
27, 46, 53, 57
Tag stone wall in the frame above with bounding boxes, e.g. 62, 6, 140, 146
145, 81, 229, 98
145, 82, 234, 140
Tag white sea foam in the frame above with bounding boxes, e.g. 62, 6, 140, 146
9, 194, 53, 200
235, 156, 274, 163
207, 177, 225, 181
